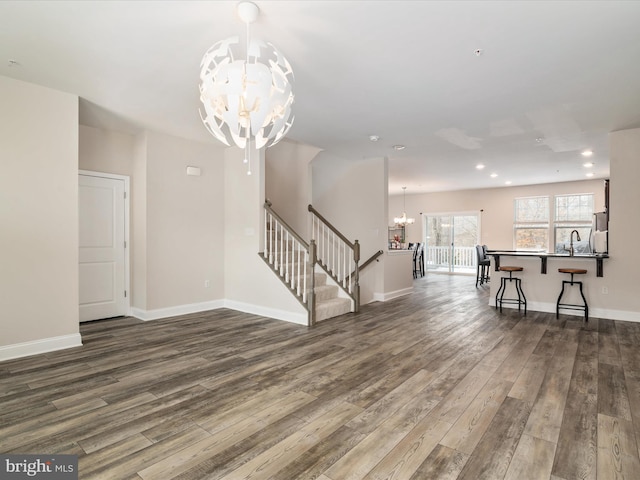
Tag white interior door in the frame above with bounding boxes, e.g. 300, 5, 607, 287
79, 174, 127, 321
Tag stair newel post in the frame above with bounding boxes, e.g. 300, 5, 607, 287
353, 239, 360, 313
309, 239, 317, 327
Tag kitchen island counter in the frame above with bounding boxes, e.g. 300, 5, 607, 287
487, 250, 609, 277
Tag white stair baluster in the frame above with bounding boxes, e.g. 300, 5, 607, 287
318, 223, 327, 266
274, 219, 279, 269
284, 231, 289, 282
343, 242, 347, 287
298, 241, 301, 290
332, 231, 336, 275
302, 251, 307, 303
272, 217, 275, 265
279, 223, 283, 274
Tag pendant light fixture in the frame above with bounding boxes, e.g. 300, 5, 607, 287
394, 187, 415, 226
198, 1, 295, 175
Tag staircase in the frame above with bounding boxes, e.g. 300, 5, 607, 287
261, 201, 357, 326
313, 272, 352, 322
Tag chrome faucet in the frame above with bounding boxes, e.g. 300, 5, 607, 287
564, 229, 581, 256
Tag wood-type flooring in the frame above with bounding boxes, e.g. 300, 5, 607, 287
2, 274, 640, 479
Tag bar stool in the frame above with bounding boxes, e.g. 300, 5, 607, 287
413, 243, 424, 279
556, 268, 588, 321
495, 266, 527, 314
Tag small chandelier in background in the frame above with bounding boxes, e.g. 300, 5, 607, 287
199, 1, 295, 175
394, 187, 415, 226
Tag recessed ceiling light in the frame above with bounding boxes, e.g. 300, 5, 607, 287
583, 162, 594, 168
369, 135, 379, 142
586, 172, 595, 177
505, 180, 512, 185
490, 173, 498, 178
476, 164, 485, 170
393, 145, 405, 151
581, 149, 593, 157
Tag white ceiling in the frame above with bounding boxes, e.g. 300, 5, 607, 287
2, 1, 640, 194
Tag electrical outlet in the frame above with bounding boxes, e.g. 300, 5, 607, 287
602, 286, 608, 294
204, 280, 210, 288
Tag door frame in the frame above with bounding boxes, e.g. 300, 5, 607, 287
79, 170, 131, 318
422, 210, 481, 274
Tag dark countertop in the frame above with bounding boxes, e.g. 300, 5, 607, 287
486, 250, 609, 276
487, 250, 608, 259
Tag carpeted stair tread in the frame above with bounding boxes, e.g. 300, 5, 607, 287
315, 284, 339, 301
316, 297, 351, 321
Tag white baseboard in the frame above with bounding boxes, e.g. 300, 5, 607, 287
373, 287, 414, 302
223, 300, 308, 325
1, 299, 306, 362
588, 307, 640, 323
0, 333, 82, 362
131, 299, 307, 325
130, 300, 225, 321
488, 298, 640, 323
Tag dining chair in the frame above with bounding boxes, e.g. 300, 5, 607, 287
476, 244, 490, 287
413, 243, 425, 278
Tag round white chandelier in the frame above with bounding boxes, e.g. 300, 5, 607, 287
199, 1, 295, 175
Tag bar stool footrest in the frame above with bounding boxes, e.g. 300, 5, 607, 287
495, 272, 527, 315
556, 276, 588, 322
558, 303, 587, 310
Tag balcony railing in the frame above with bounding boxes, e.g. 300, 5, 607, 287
425, 245, 476, 271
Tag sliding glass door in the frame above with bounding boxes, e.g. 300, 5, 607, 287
424, 213, 479, 273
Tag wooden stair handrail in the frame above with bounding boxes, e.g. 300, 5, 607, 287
308, 204, 355, 250
358, 249, 384, 272
265, 200, 309, 249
